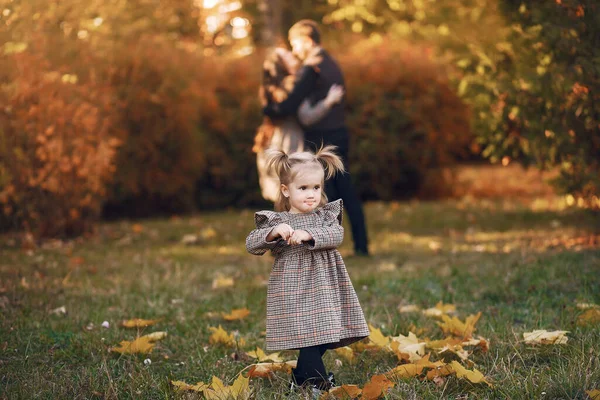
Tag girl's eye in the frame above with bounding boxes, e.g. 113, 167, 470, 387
299, 186, 306, 190
314, 186, 320, 190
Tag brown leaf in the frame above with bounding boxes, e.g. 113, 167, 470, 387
578, 309, 600, 326
246, 360, 296, 378
323, 384, 362, 399
360, 374, 394, 400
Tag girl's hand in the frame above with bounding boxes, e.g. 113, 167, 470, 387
324, 84, 345, 108
287, 229, 313, 245
268, 223, 294, 241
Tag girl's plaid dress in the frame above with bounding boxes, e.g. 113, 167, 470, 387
246, 200, 369, 351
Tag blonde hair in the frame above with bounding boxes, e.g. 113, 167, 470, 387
264, 145, 345, 212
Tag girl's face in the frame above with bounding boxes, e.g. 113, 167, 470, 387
281, 167, 324, 214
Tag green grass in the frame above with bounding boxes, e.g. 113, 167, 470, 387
1, 197, 599, 399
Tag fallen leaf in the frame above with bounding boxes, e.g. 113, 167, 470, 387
111, 331, 168, 354
398, 304, 421, 313
462, 337, 490, 352
523, 330, 568, 345
246, 347, 283, 362
209, 325, 245, 347
111, 336, 155, 354
389, 332, 425, 362
181, 234, 199, 245
586, 389, 600, 400
212, 276, 235, 289
367, 324, 390, 348
49, 306, 67, 315
423, 301, 456, 317
437, 312, 481, 338
222, 308, 250, 321
203, 375, 252, 400
122, 318, 161, 328
426, 337, 463, 350
577, 303, 600, 310
201, 227, 217, 240
171, 380, 208, 392
385, 364, 423, 380
450, 361, 493, 387
132, 224, 144, 233
578, 309, 600, 326
247, 360, 296, 378
334, 346, 355, 363
323, 384, 362, 399
360, 374, 394, 400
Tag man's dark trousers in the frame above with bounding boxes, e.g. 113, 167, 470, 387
305, 127, 368, 255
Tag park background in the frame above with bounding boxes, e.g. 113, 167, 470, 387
1, 0, 599, 399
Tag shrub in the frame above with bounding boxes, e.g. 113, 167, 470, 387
0, 52, 121, 237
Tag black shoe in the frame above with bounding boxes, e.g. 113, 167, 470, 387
326, 372, 336, 388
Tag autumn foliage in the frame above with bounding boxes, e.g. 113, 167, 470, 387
0, 51, 121, 237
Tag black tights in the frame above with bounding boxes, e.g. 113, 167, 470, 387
293, 344, 329, 385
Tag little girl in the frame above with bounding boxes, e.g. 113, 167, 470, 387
246, 146, 369, 393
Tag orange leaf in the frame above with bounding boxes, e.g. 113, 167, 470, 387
246, 360, 296, 378
360, 374, 394, 400
122, 318, 161, 328
222, 308, 250, 321
132, 223, 144, 233
325, 384, 362, 399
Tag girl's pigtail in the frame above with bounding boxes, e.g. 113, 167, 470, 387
315, 145, 345, 179
264, 148, 290, 180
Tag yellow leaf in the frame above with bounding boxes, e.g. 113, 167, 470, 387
367, 324, 390, 347
449, 361, 493, 387
390, 332, 425, 362
385, 363, 423, 380
578, 309, 600, 326
436, 312, 481, 338
111, 336, 155, 354
209, 325, 245, 347
426, 364, 454, 381
423, 301, 456, 317
201, 227, 217, 240
222, 308, 250, 321
361, 374, 395, 400
171, 380, 208, 392
246, 347, 283, 362
426, 337, 463, 350
334, 346, 355, 363
415, 353, 445, 369
247, 360, 296, 378
143, 331, 168, 342
212, 276, 235, 289
204, 375, 252, 400
462, 336, 490, 352
523, 330, 569, 345
438, 345, 470, 361
576, 303, 600, 310
122, 318, 161, 328
323, 384, 362, 399
586, 389, 600, 400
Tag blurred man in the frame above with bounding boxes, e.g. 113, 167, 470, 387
263, 19, 369, 256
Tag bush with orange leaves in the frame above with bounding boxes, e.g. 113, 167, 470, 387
103, 37, 206, 217
340, 39, 472, 200
0, 53, 122, 237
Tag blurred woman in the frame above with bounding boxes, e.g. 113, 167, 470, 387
253, 48, 344, 202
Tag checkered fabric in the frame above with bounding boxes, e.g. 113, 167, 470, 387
246, 200, 370, 351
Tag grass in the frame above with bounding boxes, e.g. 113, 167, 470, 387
1, 193, 599, 399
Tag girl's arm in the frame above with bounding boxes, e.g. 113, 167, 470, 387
246, 227, 280, 255
297, 84, 344, 126
262, 66, 318, 118
303, 224, 344, 250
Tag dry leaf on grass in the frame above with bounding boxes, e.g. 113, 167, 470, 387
449, 361, 493, 387
398, 304, 421, 313
586, 389, 600, 400
523, 330, 568, 345
389, 332, 425, 362
111, 331, 167, 354
437, 312, 481, 338
246, 361, 296, 378
209, 325, 246, 347
222, 308, 250, 321
322, 384, 362, 399
246, 347, 283, 362
121, 318, 161, 328
361, 374, 395, 400
334, 346, 355, 363
203, 375, 252, 400
423, 301, 456, 317
212, 276, 235, 289
171, 380, 209, 392
578, 309, 600, 326
367, 324, 391, 348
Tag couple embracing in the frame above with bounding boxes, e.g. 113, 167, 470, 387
254, 19, 369, 256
